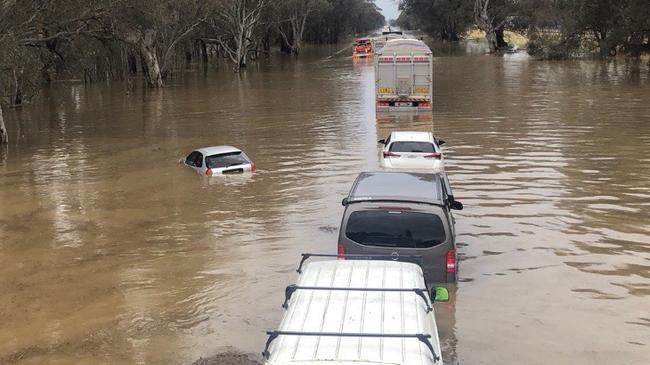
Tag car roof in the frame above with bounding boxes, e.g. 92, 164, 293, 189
194, 145, 241, 156
348, 172, 444, 205
265, 260, 439, 364
390, 131, 434, 143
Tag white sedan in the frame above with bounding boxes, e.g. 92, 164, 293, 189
183, 146, 256, 176
378, 131, 445, 172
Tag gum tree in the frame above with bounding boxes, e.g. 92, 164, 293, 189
474, 0, 518, 52
275, 0, 328, 55
208, 0, 271, 72
105, 0, 209, 87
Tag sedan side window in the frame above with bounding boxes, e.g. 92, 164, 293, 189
195, 153, 203, 168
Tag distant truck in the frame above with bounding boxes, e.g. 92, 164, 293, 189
374, 38, 433, 111
373, 26, 405, 54
373, 32, 403, 54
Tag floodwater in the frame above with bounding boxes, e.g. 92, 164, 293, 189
1, 47, 649, 364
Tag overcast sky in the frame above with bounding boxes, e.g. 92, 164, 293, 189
375, 0, 400, 21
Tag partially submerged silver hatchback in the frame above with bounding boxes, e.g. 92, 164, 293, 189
339, 172, 463, 283
183, 145, 256, 176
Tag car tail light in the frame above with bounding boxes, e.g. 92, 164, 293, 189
418, 102, 432, 108
424, 153, 442, 159
377, 101, 390, 107
251, 162, 256, 172
446, 249, 456, 273
206, 168, 213, 177
337, 243, 346, 259
383, 151, 400, 158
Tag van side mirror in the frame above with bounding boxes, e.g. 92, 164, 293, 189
431, 287, 449, 302
450, 200, 463, 210
438, 139, 446, 146
341, 197, 349, 206
378, 139, 386, 144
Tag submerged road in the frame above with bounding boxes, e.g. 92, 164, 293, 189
0, 47, 649, 364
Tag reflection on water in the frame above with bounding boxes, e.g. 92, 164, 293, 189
0, 48, 649, 364
434, 54, 650, 364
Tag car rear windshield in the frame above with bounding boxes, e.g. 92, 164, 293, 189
389, 142, 435, 153
206, 152, 249, 169
345, 210, 446, 248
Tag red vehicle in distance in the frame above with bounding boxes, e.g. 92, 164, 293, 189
352, 38, 373, 58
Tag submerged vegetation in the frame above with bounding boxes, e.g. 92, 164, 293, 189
398, 0, 650, 58
0, 0, 384, 143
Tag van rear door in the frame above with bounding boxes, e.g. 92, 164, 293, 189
341, 206, 452, 283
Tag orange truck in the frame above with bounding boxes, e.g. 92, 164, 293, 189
352, 38, 373, 57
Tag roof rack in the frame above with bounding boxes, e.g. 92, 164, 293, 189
282, 284, 432, 312
296, 253, 424, 274
262, 330, 439, 362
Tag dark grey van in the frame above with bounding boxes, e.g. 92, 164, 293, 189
339, 172, 463, 283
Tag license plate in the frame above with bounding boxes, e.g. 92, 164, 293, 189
395, 102, 412, 107
223, 168, 244, 174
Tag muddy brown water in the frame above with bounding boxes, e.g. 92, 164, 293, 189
1, 48, 649, 364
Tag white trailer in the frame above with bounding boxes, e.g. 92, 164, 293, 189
375, 38, 433, 111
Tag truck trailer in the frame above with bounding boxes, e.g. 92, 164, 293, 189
374, 38, 433, 111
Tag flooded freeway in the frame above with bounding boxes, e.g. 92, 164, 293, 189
1, 48, 649, 364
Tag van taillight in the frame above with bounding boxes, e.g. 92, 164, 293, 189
206, 168, 213, 177
251, 162, 257, 172
383, 151, 400, 158
446, 250, 456, 273
425, 153, 442, 159
337, 243, 346, 259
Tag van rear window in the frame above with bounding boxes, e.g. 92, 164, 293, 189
206, 152, 249, 169
389, 142, 435, 153
345, 210, 446, 248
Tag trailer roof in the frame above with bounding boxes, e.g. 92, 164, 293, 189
264, 260, 440, 364
379, 38, 432, 54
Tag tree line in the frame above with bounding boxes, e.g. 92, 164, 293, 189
398, 0, 650, 58
0, 0, 384, 144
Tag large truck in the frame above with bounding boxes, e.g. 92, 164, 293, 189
374, 38, 433, 111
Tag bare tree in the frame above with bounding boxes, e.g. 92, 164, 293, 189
0, 0, 44, 143
275, 0, 327, 55
474, 0, 512, 53
0, 104, 7, 144
107, 0, 209, 87
209, 0, 271, 72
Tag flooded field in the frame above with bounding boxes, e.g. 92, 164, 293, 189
1, 48, 649, 364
